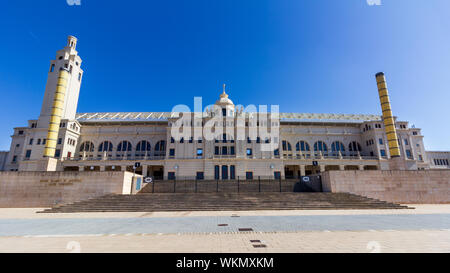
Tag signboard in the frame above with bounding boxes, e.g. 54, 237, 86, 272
144, 177, 153, 183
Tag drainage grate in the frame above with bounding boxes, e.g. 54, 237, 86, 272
253, 244, 267, 248
238, 228, 253, 232
218, 224, 228, 227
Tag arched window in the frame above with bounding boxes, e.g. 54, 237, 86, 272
155, 140, 166, 152
98, 141, 113, 152
314, 141, 328, 152
282, 140, 292, 151
296, 141, 310, 152
136, 140, 151, 152
117, 141, 132, 152
331, 141, 345, 154
79, 141, 94, 152
348, 141, 362, 152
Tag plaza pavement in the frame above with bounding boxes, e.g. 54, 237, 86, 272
0, 205, 449, 253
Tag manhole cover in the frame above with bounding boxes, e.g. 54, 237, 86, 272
253, 244, 267, 248
238, 228, 253, 232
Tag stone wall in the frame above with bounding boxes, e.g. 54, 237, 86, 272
0, 171, 136, 208
322, 170, 450, 204
0, 151, 8, 171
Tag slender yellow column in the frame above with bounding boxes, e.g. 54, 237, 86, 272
43, 68, 69, 158
376, 72, 401, 158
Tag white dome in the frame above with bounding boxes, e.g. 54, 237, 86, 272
215, 85, 234, 106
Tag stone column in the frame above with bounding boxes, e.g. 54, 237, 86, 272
319, 165, 325, 173
339, 165, 345, 171
142, 165, 148, 177
300, 165, 306, 176
358, 165, 364, 171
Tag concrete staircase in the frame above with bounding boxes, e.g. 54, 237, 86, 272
39, 192, 409, 213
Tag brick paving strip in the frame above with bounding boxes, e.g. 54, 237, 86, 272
0, 230, 449, 253
0, 206, 449, 252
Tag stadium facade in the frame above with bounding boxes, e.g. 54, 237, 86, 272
1, 36, 449, 180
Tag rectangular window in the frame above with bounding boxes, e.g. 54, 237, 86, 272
78, 72, 82, 81
189, 137, 193, 143
12, 156, 17, 163
37, 139, 41, 145
55, 149, 61, 158
222, 108, 227, 116
18, 130, 24, 135
222, 146, 228, 155
380, 149, 386, 157
168, 172, 176, 180
418, 155, 423, 161
230, 146, 235, 155
379, 138, 383, 145
230, 165, 235, 180
58, 138, 62, 145
404, 139, 409, 146
197, 148, 203, 157
246, 172, 253, 180
197, 138, 202, 143
274, 171, 281, 180
29, 138, 33, 145
50, 64, 55, 72
215, 146, 219, 155
42, 139, 46, 145
169, 149, 175, 157
170, 137, 175, 143
246, 148, 252, 156
406, 150, 412, 159
196, 172, 204, 180
25, 150, 31, 159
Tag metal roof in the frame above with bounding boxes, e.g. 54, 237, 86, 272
76, 112, 381, 124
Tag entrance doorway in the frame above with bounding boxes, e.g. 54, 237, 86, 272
149, 166, 164, 180
284, 165, 300, 179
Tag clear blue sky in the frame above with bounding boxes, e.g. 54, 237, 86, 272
0, 0, 449, 151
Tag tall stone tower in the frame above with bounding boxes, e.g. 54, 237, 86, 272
37, 36, 83, 128
17, 36, 84, 171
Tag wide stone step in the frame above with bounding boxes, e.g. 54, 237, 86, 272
39, 192, 409, 213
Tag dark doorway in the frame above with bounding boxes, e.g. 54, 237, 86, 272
214, 165, 220, 180
230, 165, 235, 180
222, 165, 228, 180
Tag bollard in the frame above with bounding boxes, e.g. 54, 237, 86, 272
258, 176, 261, 192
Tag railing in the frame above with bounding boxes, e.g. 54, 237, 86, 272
140, 176, 298, 194
63, 154, 380, 161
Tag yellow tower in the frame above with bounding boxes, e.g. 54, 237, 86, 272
376, 72, 401, 158
43, 68, 69, 158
